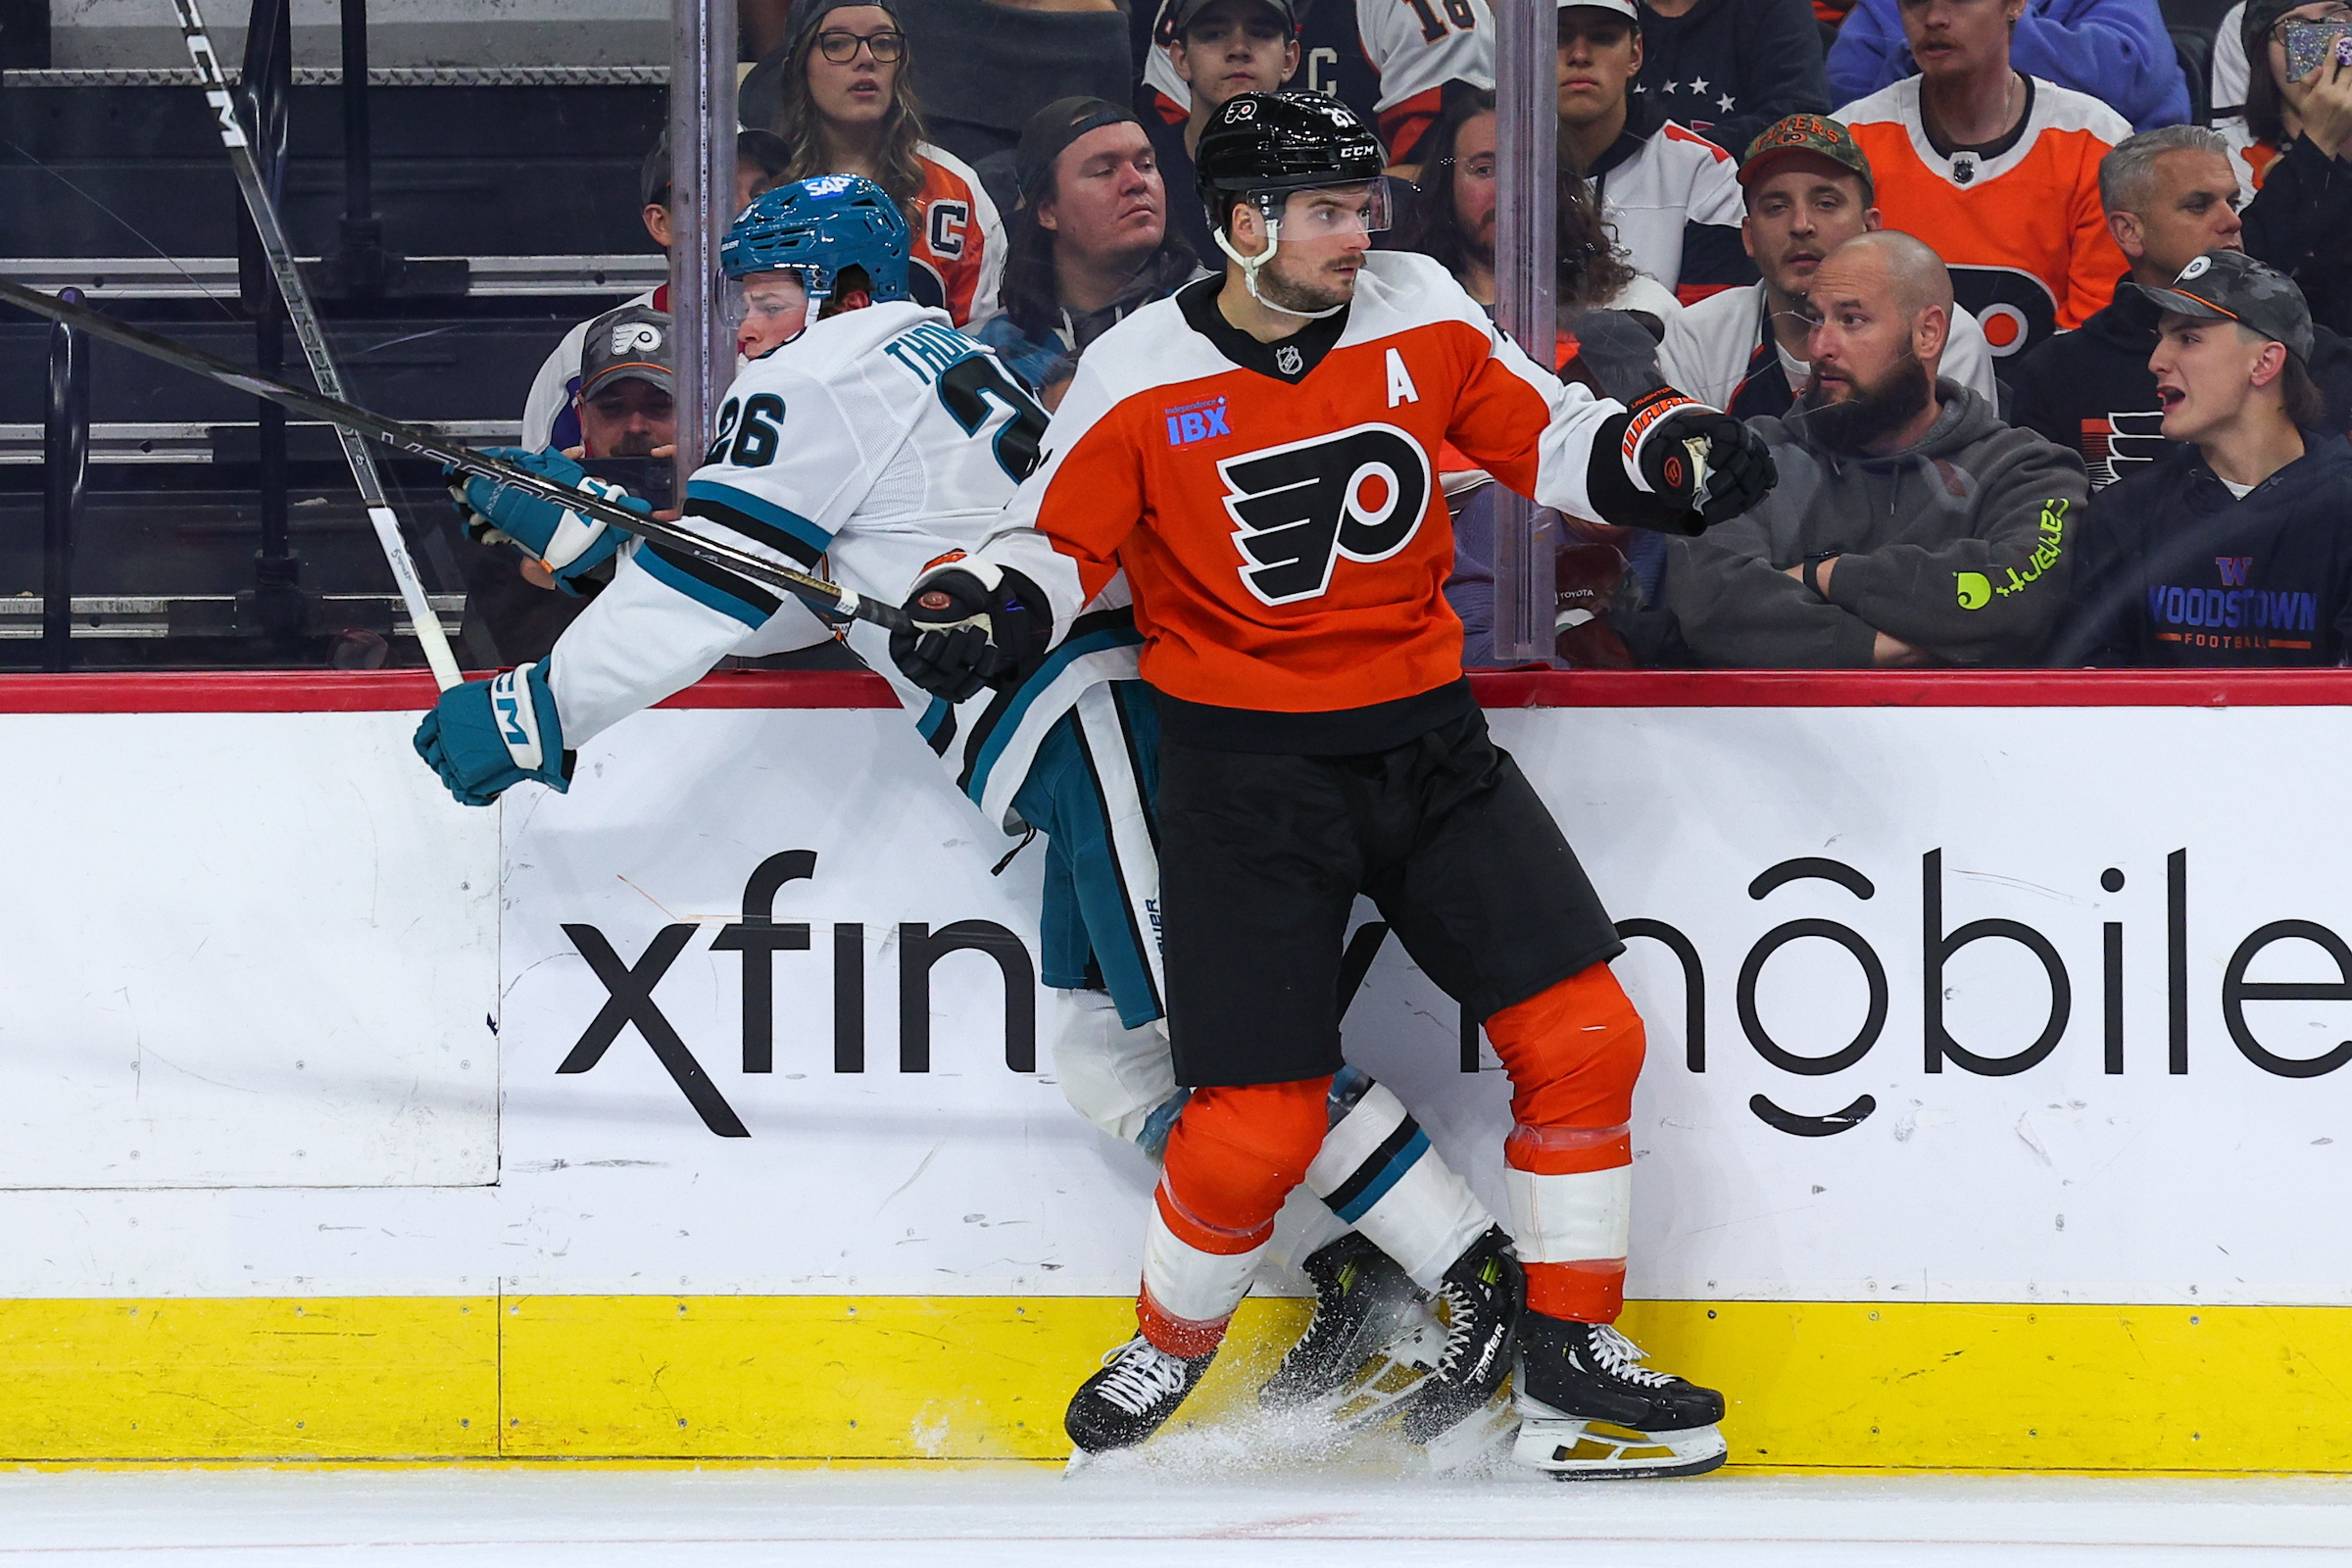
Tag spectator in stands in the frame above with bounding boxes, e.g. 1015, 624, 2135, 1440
519, 129, 792, 455
1661, 112, 1997, 416
1633, 0, 1834, 167
2054, 250, 2352, 663
737, 0, 1006, 328
1391, 87, 1681, 323
1133, 0, 1490, 172
2230, 0, 2352, 335
463, 303, 684, 665
978, 98, 1199, 390
1558, 0, 1755, 301
2011, 124, 2352, 487
568, 305, 678, 463
1642, 231, 2085, 666
1838, 0, 2133, 363
1828, 0, 2190, 133
1141, 0, 1300, 265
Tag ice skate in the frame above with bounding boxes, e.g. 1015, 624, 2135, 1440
1511, 1315, 1728, 1480
1396, 1226, 1523, 1446
1257, 1232, 1431, 1423
1064, 1335, 1215, 1454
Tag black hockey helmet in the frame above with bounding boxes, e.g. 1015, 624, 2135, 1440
1195, 91, 1387, 238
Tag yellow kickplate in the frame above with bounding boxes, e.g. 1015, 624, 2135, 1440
0, 1298, 496, 1461
1618, 1299, 2352, 1472
501, 1294, 1309, 1461
1, 1296, 2346, 1469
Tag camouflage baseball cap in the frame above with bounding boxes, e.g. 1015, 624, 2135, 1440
578, 304, 674, 400
1740, 114, 1874, 201
2132, 249, 2315, 363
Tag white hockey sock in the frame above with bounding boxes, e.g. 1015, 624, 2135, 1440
1304, 1074, 1493, 1293
1050, 988, 1178, 1148
1142, 1188, 1267, 1336
1503, 1125, 1633, 1267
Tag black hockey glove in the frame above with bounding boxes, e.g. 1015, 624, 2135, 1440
889, 560, 1053, 705
1608, 388, 1778, 534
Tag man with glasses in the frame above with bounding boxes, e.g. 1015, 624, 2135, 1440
890, 92, 1775, 1475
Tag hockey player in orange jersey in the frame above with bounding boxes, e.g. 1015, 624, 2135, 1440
889, 92, 1777, 1477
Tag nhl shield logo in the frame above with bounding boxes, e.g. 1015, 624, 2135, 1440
1276, 344, 1303, 375
1951, 152, 1978, 185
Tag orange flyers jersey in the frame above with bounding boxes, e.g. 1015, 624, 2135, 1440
1841, 75, 2131, 360
909, 142, 1005, 331
979, 252, 1622, 718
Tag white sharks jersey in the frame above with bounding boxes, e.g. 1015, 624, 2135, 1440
541, 299, 1141, 830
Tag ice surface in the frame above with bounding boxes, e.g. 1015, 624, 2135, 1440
0, 1465, 2346, 1566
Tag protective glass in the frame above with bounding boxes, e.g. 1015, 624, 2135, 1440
815, 28, 906, 62
1274, 181, 1393, 238
725, 271, 813, 326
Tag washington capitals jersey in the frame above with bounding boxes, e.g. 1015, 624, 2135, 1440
975, 252, 1625, 738
540, 300, 1138, 830
1139, 0, 1493, 165
1840, 75, 2130, 359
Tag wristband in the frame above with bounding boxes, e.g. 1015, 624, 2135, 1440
1802, 553, 1838, 596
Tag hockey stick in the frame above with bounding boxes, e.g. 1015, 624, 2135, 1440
0, 280, 913, 636
171, 0, 465, 690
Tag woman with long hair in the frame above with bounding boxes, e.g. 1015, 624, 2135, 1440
1391, 88, 1679, 335
740, 0, 1007, 327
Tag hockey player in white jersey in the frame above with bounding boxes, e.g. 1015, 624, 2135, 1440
413, 172, 1523, 1443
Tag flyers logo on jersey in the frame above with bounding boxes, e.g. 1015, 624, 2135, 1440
1217, 422, 1431, 606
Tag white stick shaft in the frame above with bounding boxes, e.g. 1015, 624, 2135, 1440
172, 0, 464, 690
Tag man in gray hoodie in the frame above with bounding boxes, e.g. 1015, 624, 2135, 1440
1646, 230, 2088, 667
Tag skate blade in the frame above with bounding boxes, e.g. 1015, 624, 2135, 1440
1317, 1314, 1446, 1435
1062, 1446, 1097, 1477
1510, 1406, 1729, 1481
1260, 1306, 1442, 1433
1417, 1391, 1520, 1475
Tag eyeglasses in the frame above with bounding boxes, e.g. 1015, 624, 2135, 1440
814, 28, 905, 63
2272, 5, 2352, 43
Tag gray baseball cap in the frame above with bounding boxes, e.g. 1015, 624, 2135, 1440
2132, 249, 2315, 364
578, 304, 675, 400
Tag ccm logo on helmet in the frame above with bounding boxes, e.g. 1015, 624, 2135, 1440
1218, 423, 1431, 606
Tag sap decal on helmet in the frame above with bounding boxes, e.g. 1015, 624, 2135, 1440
1194, 91, 1387, 237
720, 172, 912, 302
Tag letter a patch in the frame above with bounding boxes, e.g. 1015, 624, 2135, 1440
1386, 347, 1419, 408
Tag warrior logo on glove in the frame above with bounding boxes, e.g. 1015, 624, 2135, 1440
1219, 424, 1432, 606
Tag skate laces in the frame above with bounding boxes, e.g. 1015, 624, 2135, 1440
1095, 1337, 1194, 1416
1431, 1275, 1490, 1376
1586, 1323, 1675, 1388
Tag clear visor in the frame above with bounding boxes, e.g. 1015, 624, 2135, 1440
1270, 181, 1393, 239
725, 270, 814, 326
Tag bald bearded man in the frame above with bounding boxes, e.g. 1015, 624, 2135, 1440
1638, 230, 2089, 667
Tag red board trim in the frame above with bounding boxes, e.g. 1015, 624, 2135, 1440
0, 667, 2345, 714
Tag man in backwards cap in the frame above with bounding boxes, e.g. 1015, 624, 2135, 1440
979, 97, 1201, 392
2056, 249, 2352, 665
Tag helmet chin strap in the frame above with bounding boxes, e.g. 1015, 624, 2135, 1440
1214, 216, 1347, 321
